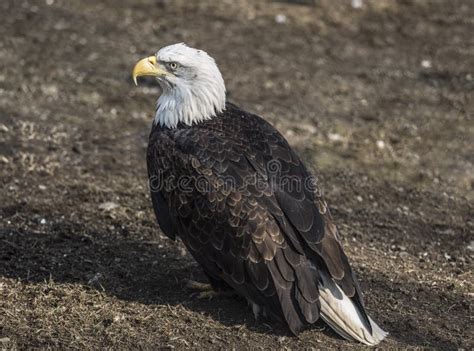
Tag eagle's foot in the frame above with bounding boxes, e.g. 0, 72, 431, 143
184, 279, 216, 299
184, 279, 213, 292
194, 290, 219, 300
185, 279, 236, 300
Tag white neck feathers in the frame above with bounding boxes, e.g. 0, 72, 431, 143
155, 77, 225, 128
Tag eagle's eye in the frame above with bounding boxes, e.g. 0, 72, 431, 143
169, 62, 178, 70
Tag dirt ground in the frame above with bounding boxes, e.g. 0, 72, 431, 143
1, 0, 473, 349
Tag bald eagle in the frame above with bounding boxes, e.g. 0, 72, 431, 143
133, 43, 387, 345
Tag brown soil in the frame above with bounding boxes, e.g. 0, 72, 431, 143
1, 0, 473, 349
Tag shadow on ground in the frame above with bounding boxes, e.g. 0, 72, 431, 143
0, 225, 464, 349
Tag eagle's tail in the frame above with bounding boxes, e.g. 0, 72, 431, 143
318, 271, 388, 346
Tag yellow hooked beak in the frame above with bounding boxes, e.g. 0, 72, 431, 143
132, 56, 167, 85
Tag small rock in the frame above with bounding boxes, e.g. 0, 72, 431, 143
0, 124, 8, 132
41, 84, 59, 98
421, 59, 432, 68
376, 140, 385, 150
113, 314, 124, 322
40, 218, 47, 225
98, 202, 119, 211
0, 337, 10, 344
179, 246, 187, 257
275, 14, 287, 24
300, 123, 317, 134
264, 80, 275, 89
467, 241, 474, 251
351, 0, 363, 8
439, 228, 455, 235
0, 155, 9, 164
38, 184, 47, 190
328, 133, 343, 142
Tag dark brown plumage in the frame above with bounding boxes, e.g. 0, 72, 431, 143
147, 102, 370, 335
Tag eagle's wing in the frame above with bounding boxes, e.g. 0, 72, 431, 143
147, 135, 178, 241
147, 105, 385, 343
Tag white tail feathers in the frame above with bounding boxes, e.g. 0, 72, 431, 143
318, 271, 388, 346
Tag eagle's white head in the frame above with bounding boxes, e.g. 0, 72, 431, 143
133, 43, 226, 128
